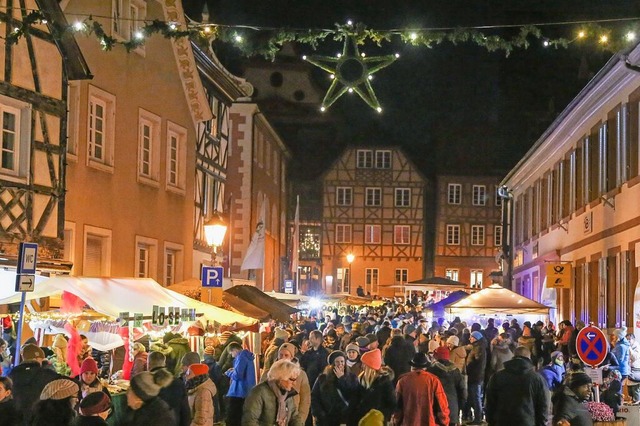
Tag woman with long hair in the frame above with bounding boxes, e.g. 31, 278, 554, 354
29, 378, 79, 426
311, 351, 358, 426
347, 349, 395, 426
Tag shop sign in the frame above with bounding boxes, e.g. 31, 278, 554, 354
545, 263, 572, 289
152, 305, 195, 326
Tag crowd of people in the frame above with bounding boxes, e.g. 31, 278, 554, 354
1, 300, 639, 425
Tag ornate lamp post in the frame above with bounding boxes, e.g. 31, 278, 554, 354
204, 211, 227, 266
346, 253, 355, 294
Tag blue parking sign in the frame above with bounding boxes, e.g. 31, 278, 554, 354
202, 266, 223, 288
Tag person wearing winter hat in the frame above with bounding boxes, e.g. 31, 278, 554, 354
185, 364, 217, 426
147, 351, 190, 426
263, 328, 289, 375
464, 328, 488, 424
30, 378, 79, 426
76, 358, 110, 400
310, 348, 358, 426
346, 343, 363, 376
612, 326, 631, 381
445, 335, 466, 373
364, 333, 379, 350
356, 336, 371, 353
552, 372, 593, 426
8, 342, 59, 425
539, 351, 566, 391
427, 346, 466, 426
396, 352, 450, 426
74, 391, 112, 425
347, 349, 396, 425
124, 368, 176, 426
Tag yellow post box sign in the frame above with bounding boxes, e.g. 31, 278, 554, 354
546, 263, 572, 289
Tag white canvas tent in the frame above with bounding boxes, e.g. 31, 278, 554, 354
0, 271, 258, 329
446, 283, 551, 315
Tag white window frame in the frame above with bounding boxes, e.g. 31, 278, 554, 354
445, 268, 459, 281
87, 85, 116, 172
356, 149, 373, 168
448, 183, 461, 205
166, 121, 187, 195
335, 224, 352, 244
135, 235, 158, 279
365, 268, 379, 294
446, 224, 460, 245
164, 241, 183, 286
472, 185, 486, 206
471, 269, 483, 288
375, 150, 391, 169
336, 187, 353, 206
395, 188, 411, 207
394, 225, 410, 245
63, 221, 76, 275
66, 81, 80, 159
365, 187, 382, 206
0, 95, 31, 182
471, 225, 485, 246
494, 225, 503, 246
112, 0, 147, 51
337, 268, 349, 293
137, 109, 161, 185
83, 225, 112, 276
395, 268, 408, 284
365, 224, 381, 244
495, 186, 502, 206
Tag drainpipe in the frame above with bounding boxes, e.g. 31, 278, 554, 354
498, 185, 514, 289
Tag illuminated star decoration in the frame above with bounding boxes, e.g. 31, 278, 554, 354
303, 31, 399, 112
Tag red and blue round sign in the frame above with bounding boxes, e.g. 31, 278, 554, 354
576, 325, 608, 368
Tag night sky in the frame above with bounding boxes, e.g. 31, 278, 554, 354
189, 0, 640, 180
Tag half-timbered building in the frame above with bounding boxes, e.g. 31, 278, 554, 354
0, 0, 90, 269
321, 147, 426, 297
435, 175, 503, 289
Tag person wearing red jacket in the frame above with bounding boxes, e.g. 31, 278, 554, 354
394, 352, 450, 426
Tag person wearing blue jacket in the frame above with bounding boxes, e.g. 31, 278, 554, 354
224, 342, 256, 426
610, 327, 631, 383
538, 351, 565, 391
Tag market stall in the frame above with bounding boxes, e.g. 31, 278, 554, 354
224, 285, 299, 322
391, 276, 467, 303
446, 283, 551, 315
425, 290, 469, 318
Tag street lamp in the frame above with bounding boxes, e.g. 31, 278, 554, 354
346, 253, 355, 294
204, 211, 227, 266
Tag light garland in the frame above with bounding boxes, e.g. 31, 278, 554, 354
2, 9, 639, 58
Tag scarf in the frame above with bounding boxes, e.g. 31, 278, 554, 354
267, 380, 289, 426
185, 374, 209, 392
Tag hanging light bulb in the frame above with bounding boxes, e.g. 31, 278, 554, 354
599, 34, 608, 43
577, 30, 586, 39
626, 32, 637, 41
410, 32, 417, 40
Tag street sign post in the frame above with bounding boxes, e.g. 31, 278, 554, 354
14, 242, 38, 367
576, 325, 608, 368
202, 266, 224, 305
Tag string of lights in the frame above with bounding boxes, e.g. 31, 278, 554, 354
0, 7, 638, 57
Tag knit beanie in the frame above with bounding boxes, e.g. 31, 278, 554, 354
130, 369, 173, 402
356, 336, 370, 348
188, 363, 209, 377
446, 336, 459, 347
345, 343, 359, 353
40, 378, 79, 400
569, 372, 593, 390
471, 331, 484, 340
79, 391, 111, 416
433, 346, 450, 361
403, 324, 417, 335
53, 334, 67, 349
278, 343, 297, 358
614, 326, 628, 340
80, 357, 99, 375
181, 351, 200, 367
361, 349, 382, 371
327, 350, 346, 366
22, 343, 45, 362
274, 327, 288, 340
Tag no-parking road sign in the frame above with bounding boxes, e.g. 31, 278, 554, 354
576, 325, 608, 368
